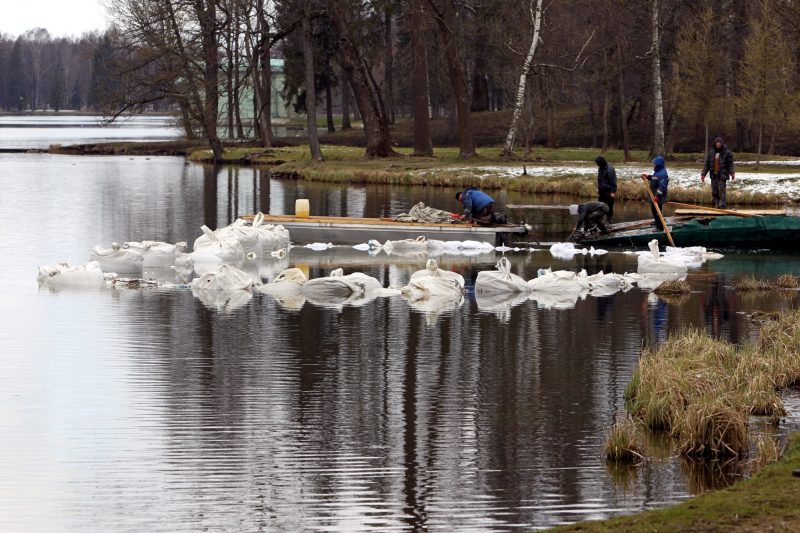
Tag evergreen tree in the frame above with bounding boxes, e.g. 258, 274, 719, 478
49, 52, 66, 112
69, 79, 82, 110
88, 35, 116, 111
737, 0, 795, 165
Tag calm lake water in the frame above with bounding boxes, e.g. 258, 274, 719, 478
1, 153, 799, 532
0, 115, 182, 149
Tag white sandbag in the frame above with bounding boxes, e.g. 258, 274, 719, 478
703, 252, 724, 261
527, 268, 587, 294
90, 242, 144, 274
402, 275, 463, 302
476, 290, 529, 322
637, 240, 688, 275
270, 224, 291, 250
549, 242, 608, 260
582, 271, 633, 296
528, 289, 588, 310
124, 240, 187, 268
352, 243, 371, 251
302, 269, 383, 299
192, 287, 253, 312
550, 242, 582, 260
193, 225, 246, 265
190, 264, 254, 291
384, 236, 429, 255
37, 261, 105, 288
441, 240, 495, 256
475, 257, 530, 294
405, 291, 464, 326
635, 273, 685, 291
259, 268, 307, 298
228, 219, 263, 260
304, 242, 333, 251
409, 259, 465, 288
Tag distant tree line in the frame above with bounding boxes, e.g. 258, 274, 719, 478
3, 0, 800, 164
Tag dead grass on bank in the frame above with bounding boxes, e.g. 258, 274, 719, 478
654, 279, 692, 295
605, 419, 645, 464
624, 311, 800, 458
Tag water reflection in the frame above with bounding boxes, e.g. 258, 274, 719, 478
1, 154, 799, 531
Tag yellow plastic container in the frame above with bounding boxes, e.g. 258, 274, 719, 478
295, 198, 310, 218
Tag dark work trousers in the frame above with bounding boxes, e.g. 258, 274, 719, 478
598, 191, 615, 221
711, 176, 727, 208
650, 194, 666, 231
586, 210, 608, 233
474, 202, 495, 225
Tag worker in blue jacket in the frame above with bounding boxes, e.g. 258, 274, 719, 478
640, 155, 669, 231
456, 187, 496, 224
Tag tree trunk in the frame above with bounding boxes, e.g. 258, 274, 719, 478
328, 2, 396, 157
471, 41, 489, 112
618, 65, 630, 161
226, 22, 235, 139
501, 0, 543, 157
651, 0, 665, 156
756, 117, 763, 170
341, 67, 352, 129
302, 0, 323, 161
704, 120, 709, 154
602, 85, 610, 153
233, 21, 245, 139
325, 79, 335, 133
429, 0, 475, 158
588, 92, 597, 148
384, 8, 395, 124
410, 0, 433, 156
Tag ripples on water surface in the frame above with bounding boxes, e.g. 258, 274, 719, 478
1, 154, 799, 532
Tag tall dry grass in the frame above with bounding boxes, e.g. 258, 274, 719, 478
625, 311, 800, 458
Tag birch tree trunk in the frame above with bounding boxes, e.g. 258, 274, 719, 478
651, 0, 666, 156
501, 0, 543, 158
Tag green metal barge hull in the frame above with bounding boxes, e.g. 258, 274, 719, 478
578, 215, 800, 250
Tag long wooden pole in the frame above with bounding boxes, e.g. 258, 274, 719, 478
667, 201, 757, 218
643, 179, 675, 246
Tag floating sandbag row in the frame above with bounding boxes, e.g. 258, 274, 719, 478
379, 236, 495, 257
90, 241, 187, 273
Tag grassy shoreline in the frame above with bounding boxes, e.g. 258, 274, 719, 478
555, 433, 800, 532
44, 141, 792, 205
590, 311, 800, 532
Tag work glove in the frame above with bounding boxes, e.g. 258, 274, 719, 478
731, 173, 736, 181
610, 192, 616, 198
700, 174, 706, 183
640, 173, 648, 181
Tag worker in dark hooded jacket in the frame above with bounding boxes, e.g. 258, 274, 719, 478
456, 187, 495, 224
701, 136, 736, 208
640, 156, 669, 231
575, 201, 610, 234
595, 156, 617, 220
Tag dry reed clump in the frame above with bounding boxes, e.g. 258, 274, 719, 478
752, 435, 781, 474
775, 273, 800, 289
735, 276, 774, 291
625, 312, 800, 458
653, 279, 692, 295
605, 419, 644, 464
678, 396, 748, 457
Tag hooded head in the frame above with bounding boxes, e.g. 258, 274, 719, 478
595, 156, 607, 168
714, 136, 724, 150
652, 156, 665, 171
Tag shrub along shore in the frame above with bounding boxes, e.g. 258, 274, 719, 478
47, 142, 791, 205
